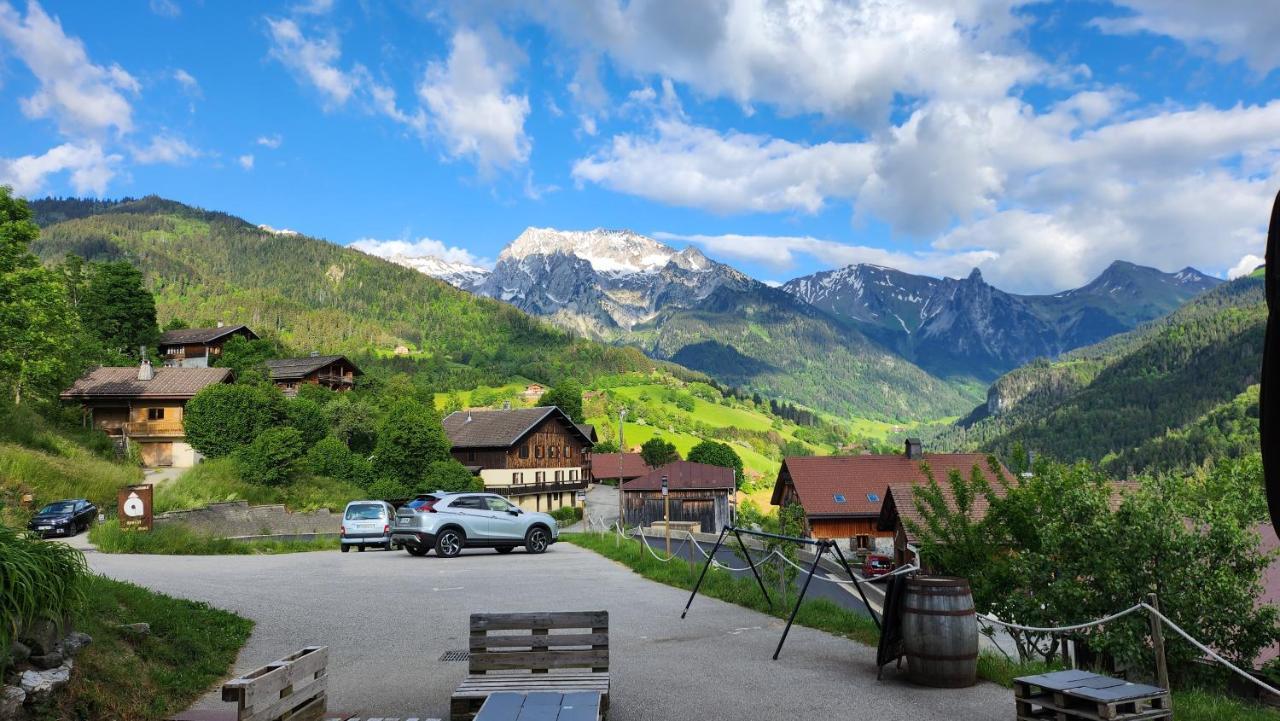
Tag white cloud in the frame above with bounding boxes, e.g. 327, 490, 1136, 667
0, 142, 121, 196
0, 1, 138, 135
266, 17, 356, 107
238, 154, 254, 170
131, 133, 200, 164
173, 68, 200, 95
256, 134, 283, 149
150, 0, 180, 18
350, 236, 492, 268
1228, 254, 1265, 279
293, 0, 334, 15
1095, 1, 1280, 74
418, 28, 531, 173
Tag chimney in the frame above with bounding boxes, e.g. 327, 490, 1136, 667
905, 438, 923, 461
216, 320, 225, 328
137, 358, 154, 381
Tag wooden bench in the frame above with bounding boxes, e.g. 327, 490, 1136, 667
450, 612, 610, 721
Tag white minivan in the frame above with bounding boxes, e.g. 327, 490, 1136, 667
340, 500, 397, 552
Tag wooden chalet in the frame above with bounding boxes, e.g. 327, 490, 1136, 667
771, 439, 1004, 551
442, 406, 595, 512
265, 355, 362, 396
621, 460, 735, 533
158, 323, 258, 367
60, 360, 232, 467
591, 453, 650, 484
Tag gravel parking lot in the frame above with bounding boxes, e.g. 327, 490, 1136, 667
88, 542, 1008, 720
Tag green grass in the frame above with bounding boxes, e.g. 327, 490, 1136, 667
153, 458, 364, 513
563, 531, 879, 646
89, 521, 338, 555
41, 574, 252, 721
0, 441, 142, 523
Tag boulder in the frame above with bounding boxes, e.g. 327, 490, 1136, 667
0, 686, 24, 721
28, 652, 63, 670
60, 632, 92, 657
8, 642, 31, 665
17, 620, 60, 657
18, 662, 71, 701
117, 623, 150, 639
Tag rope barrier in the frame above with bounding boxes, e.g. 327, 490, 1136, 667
976, 605, 1147, 634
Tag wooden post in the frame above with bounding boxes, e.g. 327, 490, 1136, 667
664, 493, 671, 556
1147, 592, 1172, 709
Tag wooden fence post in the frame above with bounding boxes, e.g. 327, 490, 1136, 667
1147, 592, 1172, 710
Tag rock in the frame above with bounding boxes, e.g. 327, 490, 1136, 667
117, 623, 150, 639
0, 686, 24, 720
18, 662, 70, 701
8, 642, 30, 665
28, 652, 62, 670
60, 632, 91, 657
17, 620, 60, 657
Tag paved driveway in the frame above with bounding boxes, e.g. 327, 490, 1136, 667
88, 542, 1008, 720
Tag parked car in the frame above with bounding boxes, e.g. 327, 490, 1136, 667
340, 500, 397, 553
27, 499, 97, 538
392, 492, 557, 557
862, 554, 894, 578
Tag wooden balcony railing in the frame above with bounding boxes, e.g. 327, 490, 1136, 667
124, 420, 186, 437
485, 479, 589, 496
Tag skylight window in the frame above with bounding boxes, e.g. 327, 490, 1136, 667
833, 494, 846, 503
866, 493, 880, 503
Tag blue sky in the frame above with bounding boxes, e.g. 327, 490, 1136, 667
1, 0, 1278, 293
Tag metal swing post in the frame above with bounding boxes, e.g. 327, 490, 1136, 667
772, 539, 828, 660
829, 541, 881, 631
682, 526, 727, 619
732, 525, 773, 610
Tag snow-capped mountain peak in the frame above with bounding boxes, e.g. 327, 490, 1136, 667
384, 253, 490, 288
502, 227, 683, 275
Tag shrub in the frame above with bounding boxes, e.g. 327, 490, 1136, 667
371, 399, 450, 484
236, 427, 304, 486
184, 383, 288, 458
366, 477, 412, 501
640, 437, 679, 467
549, 506, 583, 525
420, 459, 482, 493
0, 525, 87, 671
687, 440, 744, 488
285, 398, 329, 447
303, 436, 372, 487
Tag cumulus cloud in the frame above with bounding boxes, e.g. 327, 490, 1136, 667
131, 133, 200, 164
418, 29, 531, 173
150, 0, 179, 18
1095, 1, 1280, 74
0, 1, 138, 135
256, 134, 283, 149
238, 154, 254, 170
1228, 254, 1265, 280
0, 142, 121, 195
350, 236, 492, 268
266, 17, 356, 107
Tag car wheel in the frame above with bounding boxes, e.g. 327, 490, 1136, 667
525, 527, 550, 554
341, 544, 350, 553
384, 540, 395, 551
407, 546, 429, 556
435, 528, 464, 558
496, 546, 514, 554
358, 545, 365, 552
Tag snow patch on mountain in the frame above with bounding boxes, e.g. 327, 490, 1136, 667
384, 254, 491, 288
503, 227, 693, 276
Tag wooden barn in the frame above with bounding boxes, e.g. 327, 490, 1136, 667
621, 460, 735, 533
771, 440, 1005, 551
265, 354, 362, 396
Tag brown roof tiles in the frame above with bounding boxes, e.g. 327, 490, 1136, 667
622, 460, 736, 491
60, 366, 232, 400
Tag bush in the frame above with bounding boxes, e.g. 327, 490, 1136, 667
372, 399, 451, 485
549, 506, 583, 525
366, 477, 413, 501
285, 398, 329, 447
303, 436, 372, 487
687, 440, 744, 488
420, 459, 482, 493
236, 427, 304, 486
0, 524, 87, 670
153, 458, 363, 513
184, 383, 287, 458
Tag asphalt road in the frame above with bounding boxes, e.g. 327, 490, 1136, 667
87, 542, 1009, 721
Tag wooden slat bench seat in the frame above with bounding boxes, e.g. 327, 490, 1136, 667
450, 612, 610, 721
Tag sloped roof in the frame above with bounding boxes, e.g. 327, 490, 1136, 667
577, 423, 598, 442
442, 406, 593, 449
878, 479, 1008, 544
591, 453, 650, 480
264, 355, 361, 380
622, 460, 736, 492
61, 366, 232, 399
158, 324, 257, 345
772, 453, 1005, 518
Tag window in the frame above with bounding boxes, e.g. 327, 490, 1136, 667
855, 535, 872, 550
565, 445, 572, 458
555, 470, 564, 482
512, 472, 523, 484
569, 469, 578, 481
147, 407, 165, 421
519, 445, 529, 459
485, 497, 515, 513
535, 471, 545, 483
450, 496, 485, 510
549, 445, 558, 459
833, 493, 847, 504
866, 493, 880, 503
535, 445, 545, 459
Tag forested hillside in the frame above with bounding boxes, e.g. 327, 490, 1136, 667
29, 197, 660, 390
933, 271, 1265, 474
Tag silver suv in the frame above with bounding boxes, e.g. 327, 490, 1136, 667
391, 492, 558, 558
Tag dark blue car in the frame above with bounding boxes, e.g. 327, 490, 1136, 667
27, 499, 97, 538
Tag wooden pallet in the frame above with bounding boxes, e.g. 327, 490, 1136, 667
1013, 672, 1171, 721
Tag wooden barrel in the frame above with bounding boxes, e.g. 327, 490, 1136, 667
901, 576, 979, 688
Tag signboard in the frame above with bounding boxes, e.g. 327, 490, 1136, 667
575, 490, 587, 502
660, 475, 669, 497
117, 484, 153, 532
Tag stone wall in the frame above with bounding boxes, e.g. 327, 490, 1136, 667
154, 501, 339, 538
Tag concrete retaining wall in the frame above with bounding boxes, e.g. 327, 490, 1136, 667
154, 501, 339, 538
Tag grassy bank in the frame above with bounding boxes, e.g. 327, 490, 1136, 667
43, 574, 252, 721
562, 531, 879, 646
90, 521, 338, 554
0, 441, 141, 521
154, 458, 363, 513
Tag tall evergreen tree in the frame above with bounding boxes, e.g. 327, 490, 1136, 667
80, 260, 159, 357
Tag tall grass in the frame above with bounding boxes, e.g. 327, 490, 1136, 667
0, 442, 141, 511
0, 525, 88, 668
89, 521, 337, 555
154, 458, 363, 513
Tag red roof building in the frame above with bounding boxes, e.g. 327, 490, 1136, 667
771, 439, 1006, 547
621, 461, 736, 533
591, 453, 650, 483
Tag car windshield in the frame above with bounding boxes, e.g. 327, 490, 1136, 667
405, 496, 438, 510
868, 559, 889, 567
40, 502, 76, 515
344, 504, 385, 520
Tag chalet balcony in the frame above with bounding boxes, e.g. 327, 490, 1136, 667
485, 479, 589, 497
124, 420, 186, 438
315, 374, 356, 387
